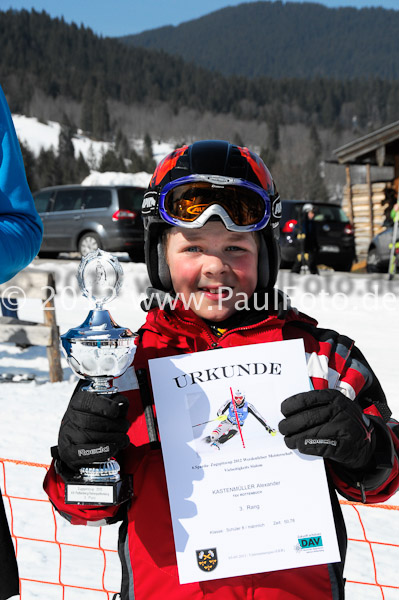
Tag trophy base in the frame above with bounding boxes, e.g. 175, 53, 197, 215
64, 474, 132, 506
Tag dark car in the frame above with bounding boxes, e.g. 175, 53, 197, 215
279, 200, 356, 271
33, 185, 145, 260
366, 224, 397, 273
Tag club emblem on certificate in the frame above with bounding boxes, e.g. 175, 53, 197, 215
196, 548, 218, 572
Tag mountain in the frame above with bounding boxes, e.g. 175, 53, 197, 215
3, 6, 399, 203
121, 1, 399, 80
2, 7, 399, 135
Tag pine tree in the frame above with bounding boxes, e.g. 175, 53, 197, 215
18, 139, 38, 191
309, 123, 322, 158
115, 128, 129, 157
268, 118, 280, 153
128, 148, 145, 173
80, 80, 94, 133
75, 152, 90, 183
36, 148, 62, 188
143, 132, 156, 172
92, 81, 110, 139
99, 149, 126, 172
58, 124, 75, 182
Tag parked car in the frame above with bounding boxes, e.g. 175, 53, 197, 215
279, 200, 356, 271
366, 224, 397, 273
33, 185, 145, 260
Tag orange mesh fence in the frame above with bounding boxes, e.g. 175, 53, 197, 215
1, 457, 120, 599
1, 457, 399, 599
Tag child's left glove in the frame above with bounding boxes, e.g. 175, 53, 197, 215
278, 389, 375, 470
57, 387, 130, 472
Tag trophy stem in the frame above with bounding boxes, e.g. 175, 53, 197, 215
82, 377, 118, 394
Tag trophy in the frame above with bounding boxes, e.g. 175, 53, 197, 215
60, 249, 136, 505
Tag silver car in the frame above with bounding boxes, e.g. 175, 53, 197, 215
367, 224, 397, 273
33, 185, 145, 260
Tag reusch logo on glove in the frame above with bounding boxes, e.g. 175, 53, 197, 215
78, 445, 110, 457
304, 439, 337, 446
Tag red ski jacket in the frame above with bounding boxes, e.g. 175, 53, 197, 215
44, 300, 399, 600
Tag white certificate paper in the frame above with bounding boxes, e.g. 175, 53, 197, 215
149, 339, 340, 584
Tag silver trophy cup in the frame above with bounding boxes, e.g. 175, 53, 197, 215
60, 249, 136, 505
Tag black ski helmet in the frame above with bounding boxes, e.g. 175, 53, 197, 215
142, 140, 281, 292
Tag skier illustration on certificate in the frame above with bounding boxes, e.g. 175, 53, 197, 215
202, 388, 276, 451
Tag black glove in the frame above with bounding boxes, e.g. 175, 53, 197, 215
278, 389, 375, 470
57, 387, 130, 471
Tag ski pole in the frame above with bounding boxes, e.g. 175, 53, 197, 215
192, 414, 227, 427
388, 210, 399, 281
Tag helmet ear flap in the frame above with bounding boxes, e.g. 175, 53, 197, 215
146, 228, 173, 292
157, 239, 173, 292
257, 234, 270, 290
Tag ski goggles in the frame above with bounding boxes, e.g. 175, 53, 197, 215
158, 174, 271, 232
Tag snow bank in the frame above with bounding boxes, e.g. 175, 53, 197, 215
12, 115, 61, 155
12, 114, 175, 169
81, 170, 152, 187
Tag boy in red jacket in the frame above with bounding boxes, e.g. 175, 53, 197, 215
44, 140, 399, 600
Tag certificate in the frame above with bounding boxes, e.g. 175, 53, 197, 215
149, 339, 340, 584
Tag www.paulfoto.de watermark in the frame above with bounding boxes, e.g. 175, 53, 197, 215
1, 273, 399, 313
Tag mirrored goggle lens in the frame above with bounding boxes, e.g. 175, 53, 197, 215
162, 182, 268, 227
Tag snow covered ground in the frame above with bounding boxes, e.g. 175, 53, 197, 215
0, 262, 398, 599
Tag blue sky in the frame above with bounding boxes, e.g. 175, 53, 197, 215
0, 0, 398, 37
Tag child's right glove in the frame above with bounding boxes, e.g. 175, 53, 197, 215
56, 387, 130, 471
278, 389, 376, 470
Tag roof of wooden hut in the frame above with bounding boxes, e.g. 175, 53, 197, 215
334, 121, 399, 167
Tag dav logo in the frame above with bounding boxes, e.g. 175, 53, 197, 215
196, 548, 218, 572
298, 536, 323, 550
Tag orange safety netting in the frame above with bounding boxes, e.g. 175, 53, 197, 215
1, 457, 399, 599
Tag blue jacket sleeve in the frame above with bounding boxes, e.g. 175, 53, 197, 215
0, 85, 43, 284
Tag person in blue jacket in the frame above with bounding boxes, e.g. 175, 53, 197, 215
0, 84, 43, 285
0, 83, 43, 600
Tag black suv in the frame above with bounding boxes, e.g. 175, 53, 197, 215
279, 200, 356, 271
33, 185, 145, 260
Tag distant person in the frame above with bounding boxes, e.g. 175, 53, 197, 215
0, 82, 43, 600
391, 202, 399, 224
291, 203, 319, 275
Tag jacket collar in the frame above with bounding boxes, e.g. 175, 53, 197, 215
139, 287, 317, 344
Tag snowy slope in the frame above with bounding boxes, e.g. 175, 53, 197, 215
12, 114, 175, 174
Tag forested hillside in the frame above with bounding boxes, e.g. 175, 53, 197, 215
123, 1, 399, 80
0, 8, 397, 199
2, 8, 399, 134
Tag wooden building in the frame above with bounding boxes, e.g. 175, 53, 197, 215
334, 121, 399, 259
